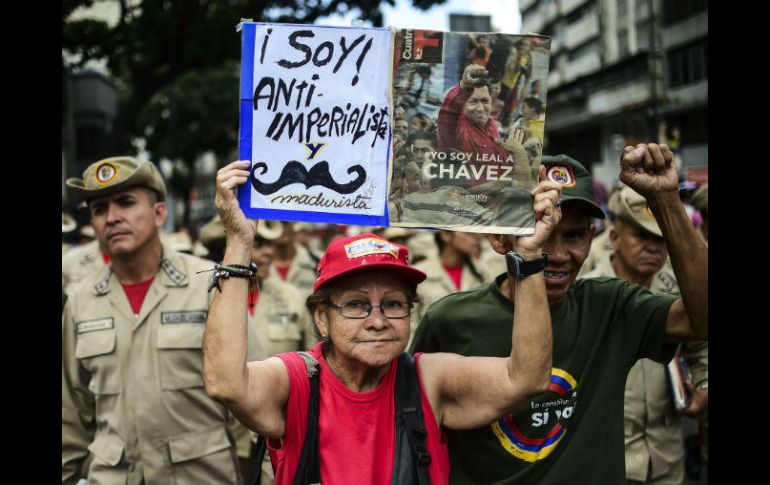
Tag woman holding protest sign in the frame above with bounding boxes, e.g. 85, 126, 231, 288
203, 160, 561, 484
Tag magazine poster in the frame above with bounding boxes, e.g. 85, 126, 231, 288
388, 30, 551, 234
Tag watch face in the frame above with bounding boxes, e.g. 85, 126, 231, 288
507, 251, 548, 278
506, 251, 522, 277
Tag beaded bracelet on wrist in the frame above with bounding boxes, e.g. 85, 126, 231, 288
204, 262, 258, 293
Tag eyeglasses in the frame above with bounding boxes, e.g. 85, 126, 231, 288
324, 299, 414, 319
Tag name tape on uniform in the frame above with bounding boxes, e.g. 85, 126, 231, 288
161, 311, 208, 324
76, 318, 114, 334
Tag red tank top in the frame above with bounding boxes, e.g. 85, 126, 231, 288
269, 343, 449, 484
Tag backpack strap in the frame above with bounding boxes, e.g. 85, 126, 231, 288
250, 434, 268, 485
392, 352, 432, 485
293, 351, 322, 485
249, 351, 321, 485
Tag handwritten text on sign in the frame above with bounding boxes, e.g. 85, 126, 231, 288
248, 24, 392, 216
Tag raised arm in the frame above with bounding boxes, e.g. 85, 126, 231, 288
619, 144, 708, 342
419, 167, 560, 430
202, 160, 289, 439
436, 64, 487, 150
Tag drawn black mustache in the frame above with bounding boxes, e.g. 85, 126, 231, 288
250, 161, 367, 195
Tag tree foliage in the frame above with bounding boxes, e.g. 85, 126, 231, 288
63, 0, 446, 154
63, 0, 447, 226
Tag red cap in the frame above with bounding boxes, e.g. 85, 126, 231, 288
313, 233, 427, 292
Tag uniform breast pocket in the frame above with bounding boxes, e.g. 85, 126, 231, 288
75, 321, 120, 396
157, 323, 205, 390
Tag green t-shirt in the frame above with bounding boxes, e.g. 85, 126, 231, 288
410, 275, 677, 485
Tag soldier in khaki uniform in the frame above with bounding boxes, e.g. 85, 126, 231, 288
580, 185, 708, 485
199, 216, 315, 357
62, 212, 77, 255
62, 238, 109, 295
576, 227, 613, 277
578, 182, 620, 278
477, 235, 508, 281
252, 272, 315, 356
396, 227, 438, 265
269, 221, 318, 301
62, 156, 264, 485
62, 212, 77, 311
411, 231, 489, 343
292, 221, 323, 262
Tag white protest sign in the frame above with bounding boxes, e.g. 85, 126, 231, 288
238, 23, 393, 226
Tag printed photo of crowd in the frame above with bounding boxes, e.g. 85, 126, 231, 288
388, 31, 551, 234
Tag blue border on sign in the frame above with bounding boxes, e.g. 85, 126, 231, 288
237, 22, 391, 227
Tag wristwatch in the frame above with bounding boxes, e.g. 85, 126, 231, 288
506, 251, 548, 279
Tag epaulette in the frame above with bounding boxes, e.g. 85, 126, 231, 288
94, 269, 112, 295
161, 258, 188, 286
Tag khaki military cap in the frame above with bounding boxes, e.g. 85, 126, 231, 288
62, 212, 76, 234
192, 240, 210, 258
381, 227, 416, 240
164, 230, 193, 253
66, 156, 167, 202
198, 215, 283, 250
689, 185, 708, 212
80, 224, 96, 240
345, 225, 378, 237
608, 185, 662, 237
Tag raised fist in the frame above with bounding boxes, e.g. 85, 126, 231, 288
460, 64, 488, 90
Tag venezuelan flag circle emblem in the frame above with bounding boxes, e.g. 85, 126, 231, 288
492, 368, 578, 462
546, 165, 576, 187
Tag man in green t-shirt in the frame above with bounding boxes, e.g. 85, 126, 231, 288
410, 144, 707, 484
582, 184, 708, 484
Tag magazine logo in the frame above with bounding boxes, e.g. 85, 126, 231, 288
546, 165, 576, 187
491, 368, 578, 462
400, 30, 443, 64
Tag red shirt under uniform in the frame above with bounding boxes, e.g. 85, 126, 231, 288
274, 264, 290, 281
443, 264, 464, 291
121, 277, 154, 315
269, 343, 449, 484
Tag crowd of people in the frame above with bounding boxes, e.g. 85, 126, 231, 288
62, 142, 708, 484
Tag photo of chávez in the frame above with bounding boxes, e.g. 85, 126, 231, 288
389, 31, 551, 234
